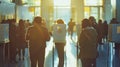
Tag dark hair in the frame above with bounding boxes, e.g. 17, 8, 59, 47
56, 19, 64, 24
19, 19, 25, 29
82, 19, 90, 28
33, 16, 42, 24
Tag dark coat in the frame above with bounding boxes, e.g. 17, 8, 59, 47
78, 27, 98, 59
26, 25, 50, 49
16, 26, 27, 49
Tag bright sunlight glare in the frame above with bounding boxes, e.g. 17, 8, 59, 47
54, 0, 71, 6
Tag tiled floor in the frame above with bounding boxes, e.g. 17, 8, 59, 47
2, 33, 120, 67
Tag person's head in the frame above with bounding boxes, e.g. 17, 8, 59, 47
104, 20, 107, 24
56, 19, 64, 24
89, 16, 96, 25
33, 16, 42, 25
19, 19, 24, 24
19, 19, 25, 28
82, 18, 90, 28
98, 19, 102, 24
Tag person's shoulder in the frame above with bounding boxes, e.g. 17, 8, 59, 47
27, 25, 34, 30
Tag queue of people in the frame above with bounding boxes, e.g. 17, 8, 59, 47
1, 16, 120, 67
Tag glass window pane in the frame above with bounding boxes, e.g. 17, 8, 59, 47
90, 7, 98, 21
100, 7, 103, 20
54, 0, 71, 6
35, 7, 41, 16
84, 7, 90, 18
54, 7, 71, 24
29, 0, 41, 6
22, 0, 28, 3
84, 0, 103, 6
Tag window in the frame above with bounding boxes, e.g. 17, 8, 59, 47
84, 0, 103, 21
53, 0, 71, 24
84, 0, 103, 6
54, 0, 70, 6
29, 0, 41, 6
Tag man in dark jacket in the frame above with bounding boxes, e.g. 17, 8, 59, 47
78, 19, 98, 67
26, 16, 50, 67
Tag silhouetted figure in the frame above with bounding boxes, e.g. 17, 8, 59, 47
103, 21, 108, 41
16, 19, 27, 61
25, 19, 31, 29
97, 19, 104, 44
89, 16, 98, 31
110, 18, 120, 67
26, 16, 50, 67
9, 19, 17, 63
68, 18, 75, 39
78, 19, 98, 67
53, 19, 66, 67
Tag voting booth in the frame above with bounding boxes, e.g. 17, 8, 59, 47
108, 24, 120, 43
0, 24, 9, 43
52, 24, 66, 42
0, 24, 9, 67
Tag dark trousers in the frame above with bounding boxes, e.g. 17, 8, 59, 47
113, 43, 120, 67
17, 48, 25, 60
81, 58, 96, 67
10, 42, 17, 62
30, 46, 45, 67
55, 43, 65, 67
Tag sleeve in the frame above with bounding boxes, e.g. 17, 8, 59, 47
26, 27, 31, 41
43, 27, 50, 41
78, 30, 86, 48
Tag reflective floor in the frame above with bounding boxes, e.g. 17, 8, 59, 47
4, 33, 120, 67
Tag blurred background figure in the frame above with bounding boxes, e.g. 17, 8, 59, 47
68, 18, 75, 39
102, 20, 108, 42
16, 19, 27, 61
78, 18, 98, 67
9, 19, 17, 63
52, 19, 66, 67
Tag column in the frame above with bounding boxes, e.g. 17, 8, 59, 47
116, 0, 120, 22
103, 0, 112, 23
41, 0, 54, 30
71, 0, 84, 23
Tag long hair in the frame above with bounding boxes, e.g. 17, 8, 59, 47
33, 16, 42, 25
82, 19, 90, 28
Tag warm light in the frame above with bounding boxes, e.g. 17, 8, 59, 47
84, 0, 103, 6
34, 0, 41, 6
28, 7, 35, 12
85, 7, 90, 12
54, 0, 71, 6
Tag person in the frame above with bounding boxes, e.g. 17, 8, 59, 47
52, 19, 66, 67
68, 18, 75, 39
102, 20, 108, 42
97, 19, 104, 44
26, 16, 50, 67
89, 16, 98, 31
9, 19, 17, 63
16, 19, 27, 61
110, 18, 120, 67
78, 19, 98, 67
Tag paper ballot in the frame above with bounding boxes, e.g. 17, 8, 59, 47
0, 24, 9, 43
52, 24, 66, 42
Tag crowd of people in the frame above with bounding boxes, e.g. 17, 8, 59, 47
0, 16, 120, 67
